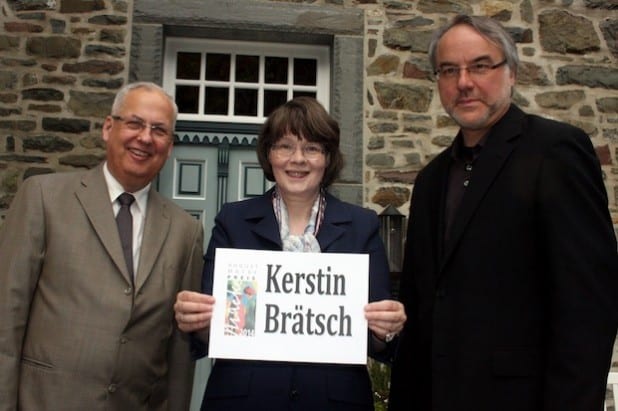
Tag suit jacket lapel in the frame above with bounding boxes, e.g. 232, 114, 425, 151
75, 165, 132, 284
316, 193, 347, 251
431, 153, 452, 267
135, 190, 170, 291
247, 188, 283, 248
440, 105, 524, 273
407, 149, 450, 295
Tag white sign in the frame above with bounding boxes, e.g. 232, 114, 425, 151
208, 248, 369, 364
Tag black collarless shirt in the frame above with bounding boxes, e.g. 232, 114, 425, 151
444, 135, 485, 244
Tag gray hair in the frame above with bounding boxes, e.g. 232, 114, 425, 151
428, 14, 519, 76
111, 81, 179, 130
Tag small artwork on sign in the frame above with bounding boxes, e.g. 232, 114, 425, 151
225, 278, 257, 337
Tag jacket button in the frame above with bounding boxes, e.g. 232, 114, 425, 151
124, 287, 132, 295
289, 389, 299, 400
119, 336, 128, 344
108, 384, 117, 393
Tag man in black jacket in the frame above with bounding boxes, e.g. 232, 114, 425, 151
388, 14, 618, 411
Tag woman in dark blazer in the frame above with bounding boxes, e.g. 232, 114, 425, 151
174, 97, 406, 411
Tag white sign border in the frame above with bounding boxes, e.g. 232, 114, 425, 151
208, 248, 369, 364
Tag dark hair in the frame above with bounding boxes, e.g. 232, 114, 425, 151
428, 14, 519, 76
257, 96, 344, 188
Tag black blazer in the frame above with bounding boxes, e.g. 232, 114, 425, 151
389, 105, 618, 411
199, 188, 392, 411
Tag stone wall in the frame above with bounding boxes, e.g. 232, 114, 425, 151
359, 0, 617, 229
0, 0, 130, 217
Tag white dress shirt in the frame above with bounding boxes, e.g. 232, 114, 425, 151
103, 162, 149, 278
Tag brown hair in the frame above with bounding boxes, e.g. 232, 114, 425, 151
257, 96, 344, 188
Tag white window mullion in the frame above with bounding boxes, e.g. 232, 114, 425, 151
257, 55, 265, 117
229, 52, 236, 117
199, 52, 206, 116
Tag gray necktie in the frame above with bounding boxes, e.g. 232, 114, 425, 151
116, 193, 135, 282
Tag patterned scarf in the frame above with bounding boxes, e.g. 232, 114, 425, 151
272, 186, 326, 252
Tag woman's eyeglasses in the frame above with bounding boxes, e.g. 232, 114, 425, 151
271, 141, 325, 159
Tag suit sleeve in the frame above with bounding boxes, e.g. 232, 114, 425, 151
188, 204, 234, 360
202, 205, 233, 296
361, 209, 397, 362
166, 216, 204, 411
0, 177, 46, 411
364, 210, 392, 304
537, 129, 618, 409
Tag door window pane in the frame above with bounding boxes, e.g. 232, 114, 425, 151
294, 58, 317, 85
234, 89, 258, 116
264, 90, 288, 116
236, 55, 259, 83
206, 53, 231, 81
265, 57, 288, 84
177, 52, 201, 80
176, 85, 199, 113
205, 87, 229, 115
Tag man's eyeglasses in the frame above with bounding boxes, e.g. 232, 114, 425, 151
434, 59, 508, 80
271, 141, 325, 159
111, 115, 171, 139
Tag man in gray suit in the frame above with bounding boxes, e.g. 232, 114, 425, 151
0, 81, 204, 411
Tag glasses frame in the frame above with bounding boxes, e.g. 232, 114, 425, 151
434, 59, 508, 81
111, 115, 172, 139
270, 141, 325, 160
